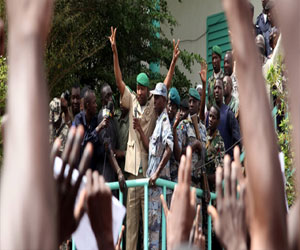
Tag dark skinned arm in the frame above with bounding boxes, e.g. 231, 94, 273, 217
199, 61, 207, 122
106, 146, 126, 193
149, 145, 172, 186
109, 27, 125, 96
222, 0, 287, 249
173, 113, 182, 162
164, 39, 180, 90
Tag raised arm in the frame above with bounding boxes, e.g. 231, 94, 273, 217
164, 39, 180, 90
109, 26, 126, 96
0, 0, 56, 248
222, 0, 287, 249
199, 61, 207, 122
173, 112, 182, 162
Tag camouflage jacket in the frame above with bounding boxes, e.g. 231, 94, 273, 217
49, 122, 69, 153
177, 115, 207, 187
205, 129, 225, 191
227, 95, 239, 117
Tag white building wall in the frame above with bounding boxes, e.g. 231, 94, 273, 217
162, 0, 262, 87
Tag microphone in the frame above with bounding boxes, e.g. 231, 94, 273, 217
134, 107, 138, 118
103, 101, 114, 119
107, 101, 114, 114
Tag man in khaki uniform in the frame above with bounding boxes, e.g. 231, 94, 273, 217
109, 27, 180, 250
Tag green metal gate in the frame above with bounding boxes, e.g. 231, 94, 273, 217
72, 178, 216, 250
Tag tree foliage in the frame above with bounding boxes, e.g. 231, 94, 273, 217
46, 0, 203, 102
267, 56, 296, 207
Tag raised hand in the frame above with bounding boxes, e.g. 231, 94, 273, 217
109, 26, 117, 53
1, 0, 55, 248
221, 0, 288, 249
86, 170, 114, 249
199, 61, 207, 84
207, 154, 247, 250
160, 146, 196, 250
51, 125, 93, 245
172, 39, 180, 63
6, 0, 54, 43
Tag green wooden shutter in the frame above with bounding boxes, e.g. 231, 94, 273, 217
206, 12, 231, 79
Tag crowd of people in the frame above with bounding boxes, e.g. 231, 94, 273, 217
0, 0, 299, 250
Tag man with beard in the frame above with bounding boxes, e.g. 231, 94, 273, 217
109, 26, 179, 250
207, 45, 224, 110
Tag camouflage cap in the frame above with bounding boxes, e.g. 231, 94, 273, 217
150, 82, 167, 98
136, 73, 150, 88
49, 97, 62, 123
168, 87, 181, 107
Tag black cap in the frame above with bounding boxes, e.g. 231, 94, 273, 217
180, 98, 189, 109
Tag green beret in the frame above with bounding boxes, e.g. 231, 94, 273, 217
168, 87, 180, 107
136, 73, 149, 88
189, 88, 200, 101
212, 45, 222, 58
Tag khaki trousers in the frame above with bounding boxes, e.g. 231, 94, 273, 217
126, 173, 144, 250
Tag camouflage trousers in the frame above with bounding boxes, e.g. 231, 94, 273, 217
148, 186, 162, 250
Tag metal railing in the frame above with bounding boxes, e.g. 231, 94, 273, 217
72, 178, 216, 250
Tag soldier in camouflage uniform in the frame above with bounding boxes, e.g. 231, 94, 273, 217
175, 88, 207, 188
49, 97, 69, 154
207, 45, 224, 111
147, 83, 173, 250
167, 87, 182, 183
206, 105, 225, 192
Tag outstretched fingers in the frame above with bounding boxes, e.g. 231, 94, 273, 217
74, 142, 93, 193
50, 138, 61, 169
58, 126, 76, 183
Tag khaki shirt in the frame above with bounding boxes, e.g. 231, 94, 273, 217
121, 86, 157, 176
